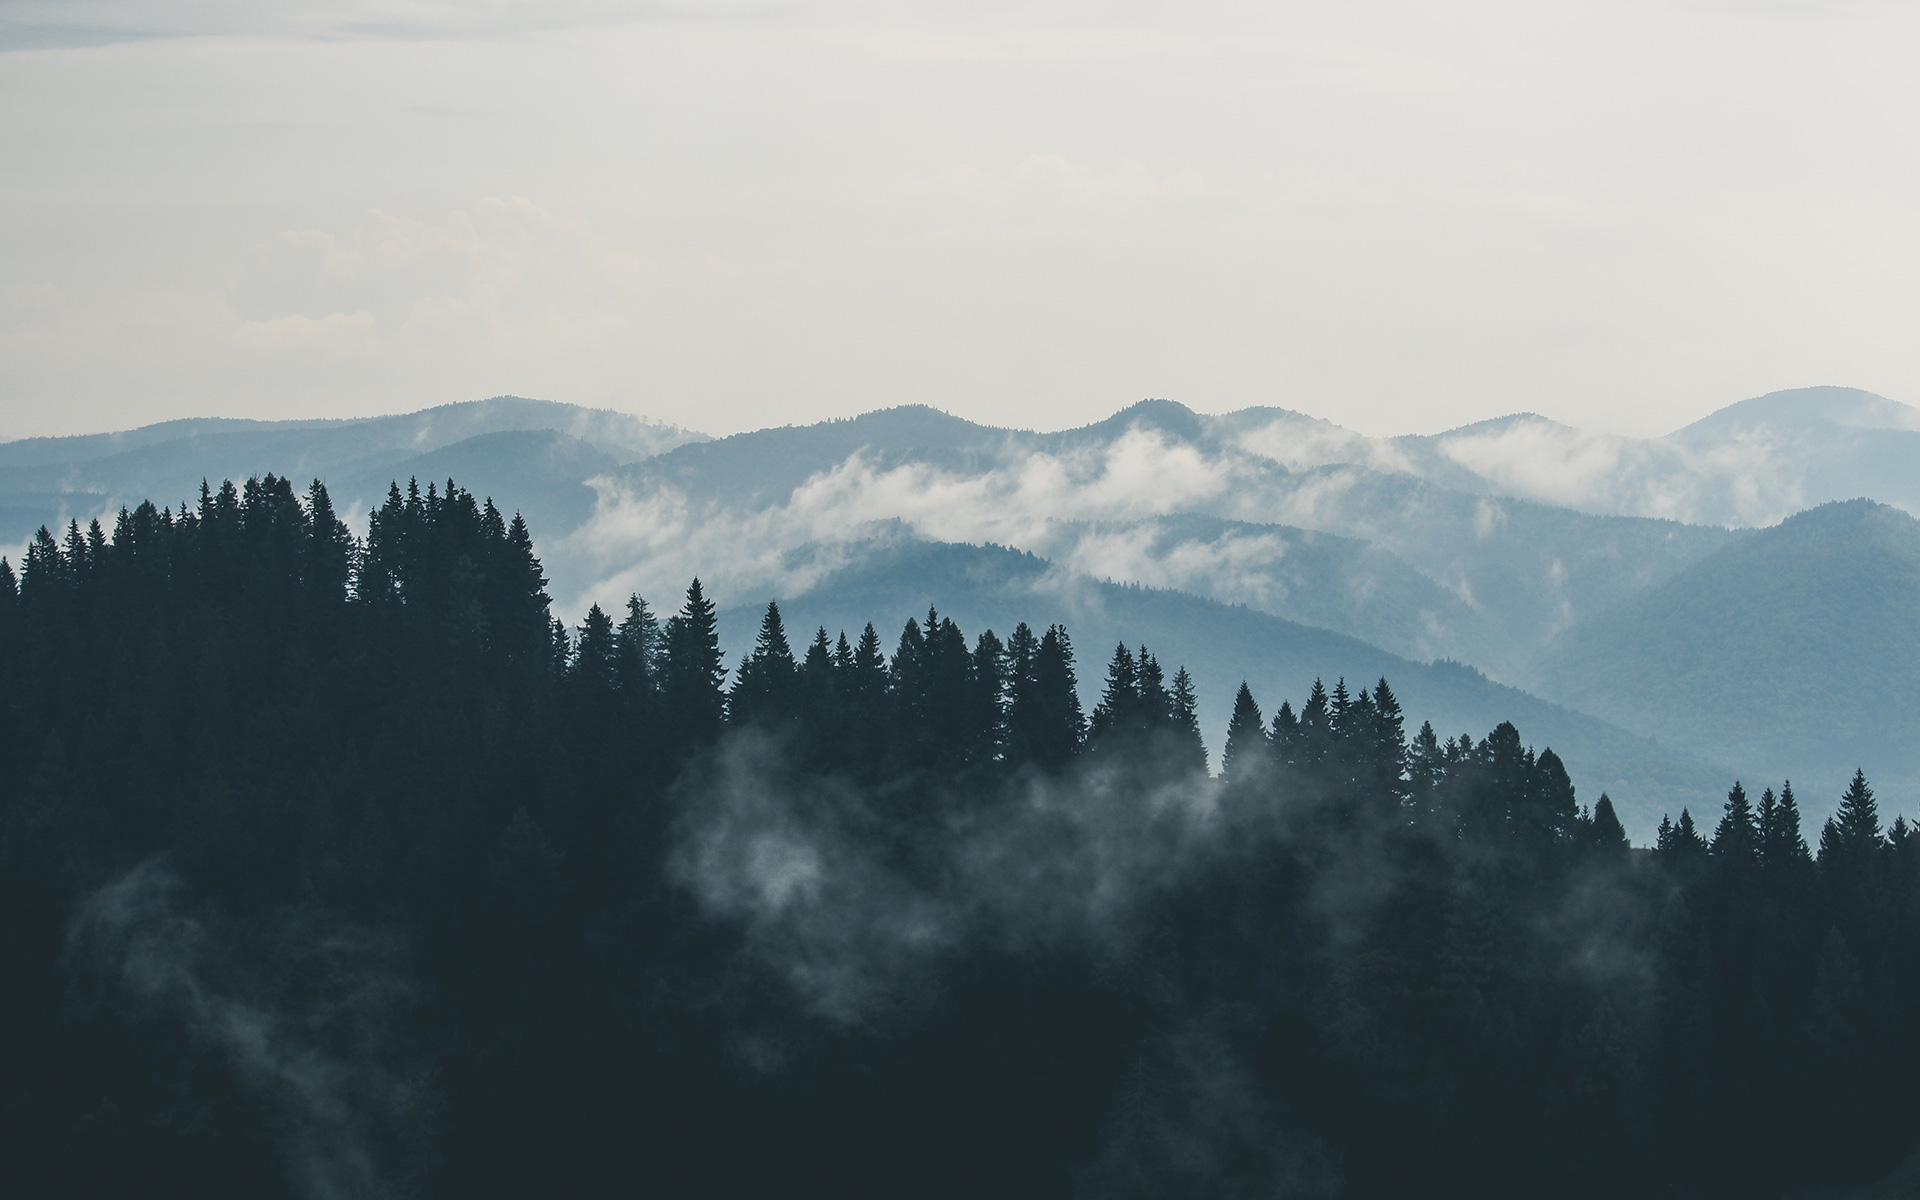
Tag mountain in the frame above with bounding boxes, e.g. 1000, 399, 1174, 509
1535, 499, 1920, 812
1261, 385, 1920, 528
1670, 384, 1920, 440
590, 401, 1735, 681
714, 537, 1731, 841
0, 396, 705, 547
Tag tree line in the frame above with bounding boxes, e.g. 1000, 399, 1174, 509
1, 475, 1916, 1199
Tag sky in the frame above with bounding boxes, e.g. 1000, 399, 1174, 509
1, 0, 1917, 441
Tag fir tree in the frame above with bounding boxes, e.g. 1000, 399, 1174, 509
1367, 679, 1408, 800
1820, 770, 1883, 865
1663, 809, 1709, 859
968, 629, 1007, 765
1407, 720, 1443, 822
1013, 624, 1083, 770
730, 601, 799, 728
302, 479, 355, 603
1269, 701, 1299, 771
662, 578, 727, 744
571, 604, 620, 694
616, 595, 661, 694
1515, 747, 1579, 848
1298, 678, 1332, 768
1759, 782, 1812, 874
1168, 666, 1207, 776
1136, 648, 1170, 730
1221, 682, 1267, 782
1711, 782, 1760, 869
502, 513, 552, 646
1088, 643, 1140, 749
1589, 794, 1630, 856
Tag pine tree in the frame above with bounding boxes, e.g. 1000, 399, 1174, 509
1589, 794, 1630, 856
359, 482, 408, 604
1136, 649, 1170, 729
729, 601, 798, 729
919, 610, 976, 768
1328, 677, 1352, 740
1368, 679, 1408, 801
1269, 701, 1299, 771
1168, 666, 1207, 776
1015, 624, 1083, 770
1521, 748, 1579, 847
1221, 682, 1267, 782
302, 479, 355, 603
803, 626, 835, 682
1820, 770, 1885, 925
1003, 621, 1039, 760
968, 629, 1007, 765
840, 622, 891, 769
1712, 782, 1760, 869
499, 512, 553, 663
572, 604, 620, 694
1470, 721, 1533, 843
615, 595, 661, 694
1759, 782, 1812, 874
1088, 643, 1140, 749
662, 578, 727, 744
1407, 719, 1443, 823
0, 557, 16, 673
1821, 770, 1883, 864
1669, 809, 1708, 858
1298, 678, 1332, 769
22, 525, 66, 598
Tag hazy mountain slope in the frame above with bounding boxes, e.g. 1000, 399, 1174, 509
1031, 512, 1511, 669
0, 416, 342, 468
0, 396, 703, 546
1211, 462, 1734, 676
625, 405, 1022, 508
331, 430, 623, 534
715, 538, 1730, 841
1670, 384, 1920, 439
586, 400, 1735, 680
1214, 385, 1920, 527
1535, 500, 1920, 819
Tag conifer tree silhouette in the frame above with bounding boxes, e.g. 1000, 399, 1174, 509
1221, 682, 1267, 782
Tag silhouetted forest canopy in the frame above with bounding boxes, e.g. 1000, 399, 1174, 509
3, 475, 1918, 1198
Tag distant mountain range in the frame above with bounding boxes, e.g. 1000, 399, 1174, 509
8, 385, 1917, 838
0, 397, 704, 549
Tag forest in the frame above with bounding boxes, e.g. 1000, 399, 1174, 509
2, 474, 1917, 1198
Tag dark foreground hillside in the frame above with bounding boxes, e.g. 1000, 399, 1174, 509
2, 476, 1918, 1199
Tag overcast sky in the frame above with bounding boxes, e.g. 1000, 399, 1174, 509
1, 0, 1916, 440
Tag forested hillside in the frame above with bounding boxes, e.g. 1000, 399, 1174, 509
2, 476, 1917, 1199
1537, 500, 1920, 804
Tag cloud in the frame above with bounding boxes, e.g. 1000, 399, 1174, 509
669, 728, 1224, 1023
554, 426, 1250, 613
